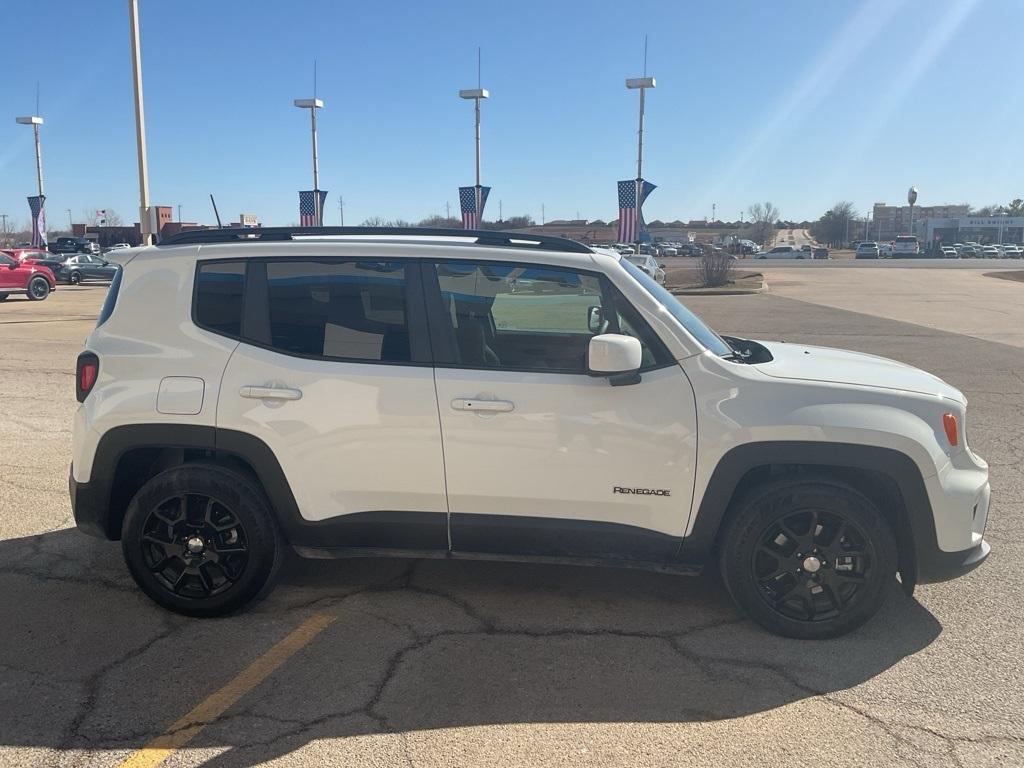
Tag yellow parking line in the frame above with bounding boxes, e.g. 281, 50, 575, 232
117, 612, 336, 768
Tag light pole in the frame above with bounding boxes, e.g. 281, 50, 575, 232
459, 85, 489, 227
626, 74, 655, 254
67, 209, 72, 230
907, 186, 918, 238
293, 98, 324, 226
0, 214, 7, 246
128, 0, 153, 244
15, 115, 45, 244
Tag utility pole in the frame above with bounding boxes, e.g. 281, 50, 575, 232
445, 201, 451, 220
500, 200, 503, 222
0, 214, 7, 246
177, 204, 181, 222
339, 196, 344, 225
541, 203, 545, 225
712, 203, 716, 222
66, 209, 73, 230
128, 0, 152, 245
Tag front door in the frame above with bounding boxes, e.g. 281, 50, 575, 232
0, 253, 20, 291
213, 257, 449, 551
427, 259, 697, 562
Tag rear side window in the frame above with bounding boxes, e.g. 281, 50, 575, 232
264, 260, 410, 363
195, 261, 245, 338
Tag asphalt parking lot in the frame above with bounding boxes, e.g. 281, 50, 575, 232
1, 279, 1022, 768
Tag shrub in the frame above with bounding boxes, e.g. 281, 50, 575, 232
698, 251, 734, 287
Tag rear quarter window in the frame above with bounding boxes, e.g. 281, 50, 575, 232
195, 261, 245, 338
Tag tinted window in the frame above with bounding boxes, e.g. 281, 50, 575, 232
195, 261, 245, 338
434, 261, 670, 373
0, 253, 13, 267
265, 260, 410, 362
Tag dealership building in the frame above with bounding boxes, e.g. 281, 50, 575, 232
919, 215, 1024, 248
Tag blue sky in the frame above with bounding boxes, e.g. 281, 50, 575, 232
2, 0, 1020, 231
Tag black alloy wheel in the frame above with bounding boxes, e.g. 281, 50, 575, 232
122, 464, 281, 616
752, 506, 873, 623
27, 277, 50, 301
720, 478, 897, 638
140, 493, 250, 599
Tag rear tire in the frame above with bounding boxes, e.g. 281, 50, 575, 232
26, 277, 50, 301
121, 464, 282, 617
69, 271, 82, 285
0, 293, 8, 302
719, 477, 897, 639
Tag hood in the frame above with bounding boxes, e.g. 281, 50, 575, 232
754, 340, 965, 403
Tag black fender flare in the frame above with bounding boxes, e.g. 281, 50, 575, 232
676, 441, 938, 589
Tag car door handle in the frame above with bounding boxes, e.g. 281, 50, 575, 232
451, 398, 514, 413
239, 385, 303, 401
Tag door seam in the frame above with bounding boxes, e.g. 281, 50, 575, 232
431, 367, 453, 552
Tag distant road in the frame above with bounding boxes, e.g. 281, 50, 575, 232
771, 228, 814, 248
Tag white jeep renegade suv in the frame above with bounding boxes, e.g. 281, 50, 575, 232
70, 227, 990, 638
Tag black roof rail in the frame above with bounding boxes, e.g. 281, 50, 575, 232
158, 226, 594, 254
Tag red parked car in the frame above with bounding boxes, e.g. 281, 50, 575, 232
0, 251, 56, 301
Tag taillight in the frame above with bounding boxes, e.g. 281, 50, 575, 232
942, 412, 959, 447
76, 352, 99, 402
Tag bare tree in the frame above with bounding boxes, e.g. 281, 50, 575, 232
747, 202, 780, 245
698, 250, 734, 287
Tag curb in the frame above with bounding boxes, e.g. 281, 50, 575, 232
670, 276, 768, 296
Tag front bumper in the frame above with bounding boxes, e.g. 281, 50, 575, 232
917, 538, 990, 583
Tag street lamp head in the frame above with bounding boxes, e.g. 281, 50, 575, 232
626, 77, 656, 89
459, 88, 489, 100
907, 186, 918, 206
16, 116, 43, 125
293, 98, 323, 109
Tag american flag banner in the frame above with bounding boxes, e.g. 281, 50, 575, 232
616, 179, 656, 244
299, 190, 328, 227
459, 185, 491, 229
28, 195, 47, 248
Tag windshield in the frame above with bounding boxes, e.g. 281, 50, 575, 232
619, 257, 732, 357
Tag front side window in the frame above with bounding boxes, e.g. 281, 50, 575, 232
265, 260, 410, 363
433, 261, 670, 373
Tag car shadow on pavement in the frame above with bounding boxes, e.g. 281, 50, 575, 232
0, 528, 942, 765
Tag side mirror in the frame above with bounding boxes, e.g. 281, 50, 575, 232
587, 305, 605, 334
588, 334, 642, 386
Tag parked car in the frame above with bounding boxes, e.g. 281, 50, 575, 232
2, 247, 48, 262
104, 242, 131, 252
891, 235, 920, 258
981, 246, 1000, 258
800, 244, 813, 252
959, 245, 979, 258
878, 243, 893, 257
55, 254, 119, 284
757, 245, 807, 259
70, 226, 990, 639
1000, 245, 1022, 258
940, 246, 959, 259
49, 236, 98, 256
0, 251, 55, 301
855, 242, 880, 259
625, 253, 666, 284
812, 247, 829, 260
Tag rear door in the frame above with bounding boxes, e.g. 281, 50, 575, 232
427, 258, 697, 562
211, 257, 449, 551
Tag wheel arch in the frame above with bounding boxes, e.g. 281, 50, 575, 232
677, 441, 938, 591
74, 425, 300, 543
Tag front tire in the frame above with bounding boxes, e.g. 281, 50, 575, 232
69, 271, 82, 285
121, 464, 282, 617
27, 277, 50, 301
719, 478, 897, 639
